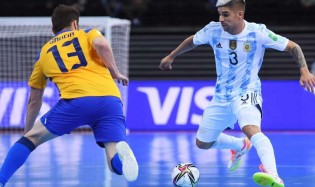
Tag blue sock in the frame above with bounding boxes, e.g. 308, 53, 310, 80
111, 153, 122, 175
0, 137, 35, 185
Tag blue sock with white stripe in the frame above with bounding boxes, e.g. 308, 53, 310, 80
0, 137, 35, 185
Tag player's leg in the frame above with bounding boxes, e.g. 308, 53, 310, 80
240, 112, 284, 186
0, 97, 107, 186
91, 96, 138, 182
196, 99, 248, 171
236, 93, 284, 186
242, 124, 278, 174
103, 142, 122, 174
196, 130, 246, 151
0, 120, 58, 186
102, 141, 138, 182
196, 100, 238, 149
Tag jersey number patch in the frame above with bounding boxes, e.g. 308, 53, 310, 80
229, 51, 238, 65
47, 37, 88, 72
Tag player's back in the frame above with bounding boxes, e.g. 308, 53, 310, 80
30, 29, 120, 99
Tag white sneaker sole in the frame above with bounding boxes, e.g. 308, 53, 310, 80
228, 159, 242, 171
228, 138, 252, 171
116, 141, 139, 182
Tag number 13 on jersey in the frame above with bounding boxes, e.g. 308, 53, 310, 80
47, 37, 88, 73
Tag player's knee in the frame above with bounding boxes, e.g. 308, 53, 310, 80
242, 125, 261, 139
196, 139, 214, 149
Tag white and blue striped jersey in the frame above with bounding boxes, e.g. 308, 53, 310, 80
193, 20, 289, 102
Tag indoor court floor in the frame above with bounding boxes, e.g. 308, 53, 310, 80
0, 131, 314, 187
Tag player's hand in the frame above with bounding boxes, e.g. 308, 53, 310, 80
116, 74, 129, 86
160, 55, 174, 70
300, 70, 315, 93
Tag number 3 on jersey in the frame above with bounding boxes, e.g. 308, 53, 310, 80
47, 37, 88, 72
229, 51, 238, 65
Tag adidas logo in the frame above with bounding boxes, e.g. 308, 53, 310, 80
216, 43, 222, 48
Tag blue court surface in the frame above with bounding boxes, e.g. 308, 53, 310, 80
0, 131, 315, 187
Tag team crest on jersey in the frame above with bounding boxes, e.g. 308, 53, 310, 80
243, 42, 251, 52
229, 40, 237, 50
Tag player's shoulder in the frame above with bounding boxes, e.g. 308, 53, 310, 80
205, 21, 222, 29
199, 21, 222, 33
78, 28, 102, 35
246, 21, 267, 32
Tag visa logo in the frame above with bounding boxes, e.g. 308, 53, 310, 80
0, 85, 58, 127
137, 86, 215, 125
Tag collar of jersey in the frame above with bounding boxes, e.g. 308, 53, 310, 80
55, 29, 72, 36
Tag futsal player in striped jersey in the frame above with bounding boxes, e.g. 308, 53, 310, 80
160, 0, 315, 186
0, 4, 138, 186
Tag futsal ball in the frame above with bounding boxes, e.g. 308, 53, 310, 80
171, 163, 199, 187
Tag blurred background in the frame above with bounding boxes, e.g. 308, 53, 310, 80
2, 0, 315, 80
1, 0, 315, 27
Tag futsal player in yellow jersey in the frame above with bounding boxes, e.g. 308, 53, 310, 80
0, 4, 138, 186
30, 27, 121, 99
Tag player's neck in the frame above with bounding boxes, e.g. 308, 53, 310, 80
229, 20, 245, 35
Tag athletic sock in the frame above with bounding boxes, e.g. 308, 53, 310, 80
111, 153, 123, 175
250, 132, 278, 174
212, 133, 245, 151
0, 137, 36, 185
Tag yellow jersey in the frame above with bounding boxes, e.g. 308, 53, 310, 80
28, 29, 121, 99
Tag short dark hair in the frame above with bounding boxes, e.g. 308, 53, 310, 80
51, 4, 80, 34
221, 0, 246, 12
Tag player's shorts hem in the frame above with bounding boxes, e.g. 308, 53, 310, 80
40, 117, 63, 136
96, 138, 126, 148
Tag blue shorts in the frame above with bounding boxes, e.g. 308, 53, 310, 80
40, 96, 126, 147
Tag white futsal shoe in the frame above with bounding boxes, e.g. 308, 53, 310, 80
116, 141, 139, 181
228, 137, 252, 171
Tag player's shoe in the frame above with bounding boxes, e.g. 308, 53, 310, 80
116, 141, 139, 182
253, 164, 284, 187
228, 137, 252, 171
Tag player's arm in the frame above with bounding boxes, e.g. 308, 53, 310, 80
285, 40, 315, 93
93, 36, 128, 86
160, 35, 197, 70
24, 87, 44, 133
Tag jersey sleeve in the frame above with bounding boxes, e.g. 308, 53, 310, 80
193, 22, 216, 46
85, 28, 104, 46
28, 54, 48, 89
260, 24, 289, 51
